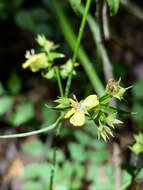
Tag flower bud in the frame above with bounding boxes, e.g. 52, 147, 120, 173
106, 79, 126, 100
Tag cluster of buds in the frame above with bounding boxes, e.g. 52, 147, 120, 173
106, 78, 132, 100
22, 35, 77, 79
55, 79, 129, 141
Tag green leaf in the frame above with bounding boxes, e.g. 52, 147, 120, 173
68, 143, 86, 162
74, 131, 92, 146
7, 73, 22, 95
92, 140, 106, 149
0, 96, 14, 115
120, 170, 132, 190
23, 163, 51, 181
21, 139, 44, 156
99, 94, 112, 105
101, 105, 130, 114
9, 102, 35, 126
15, 8, 51, 35
69, 0, 81, 15
106, 0, 120, 16
132, 78, 143, 99
88, 149, 109, 164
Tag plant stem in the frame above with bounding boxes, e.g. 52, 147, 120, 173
52, 1, 104, 96
65, 0, 91, 96
49, 67, 64, 190
0, 116, 63, 138
49, 122, 62, 190
49, 117, 63, 190
72, 0, 91, 64
55, 67, 64, 97
49, 145, 57, 190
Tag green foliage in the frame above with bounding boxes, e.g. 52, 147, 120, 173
8, 102, 35, 126
132, 78, 143, 128
106, 0, 120, 16
21, 139, 44, 156
0, 0, 24, 18
23, 162, 51, 181
0, 96, 14, 115
88, 165, 131, 190
20, 125, 112, 189
69, 0, 81, 15
15, 8, 51, 35
7, 72, 22, 95
130, 133, 143, 155
68, 142, 86, 162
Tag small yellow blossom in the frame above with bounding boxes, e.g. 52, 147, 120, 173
22, 50, 48, 72
65, 95, 99, 127
36, 35, 58, 53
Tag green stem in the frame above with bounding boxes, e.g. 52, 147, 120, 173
49, 122, 62, 190
49, 67, 63, 190
49, 145, 57, 190
72, 0, 91, 64
0, 115, 62, 138
55, 67, 64, 97
65, 0, 91, 96
52, 1, 104, 96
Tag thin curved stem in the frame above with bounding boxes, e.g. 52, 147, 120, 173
0, 115, 62, 138
65, 0, 92, 97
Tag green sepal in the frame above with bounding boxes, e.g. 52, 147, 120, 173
100, 105, 131, 114
48, 52, 65, 62
99, 94, 112, 105
45, 104, 69, 111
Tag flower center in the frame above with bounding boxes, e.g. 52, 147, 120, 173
73, 102, 86, 111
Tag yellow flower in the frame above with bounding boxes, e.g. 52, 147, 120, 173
36, 35, 58, 53
65, 95, 99, 127
22, 50, 48, 72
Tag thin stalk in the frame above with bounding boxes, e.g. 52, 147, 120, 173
49, 67, 64, 190
65, 0, 91, 96
49, 145, 57, 190
0, 115, 62, 138
52, 1, 104, 96
55, 67, 64, 97
49, 122, 62, 190
72, 0, 91, 64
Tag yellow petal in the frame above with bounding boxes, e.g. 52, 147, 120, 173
82, 95, 99, 109
70, 111, 85, 126
69, 98, 77, 107
22, 61, 31, 69
22, 53, 47, 72
64, 108, 75, 119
